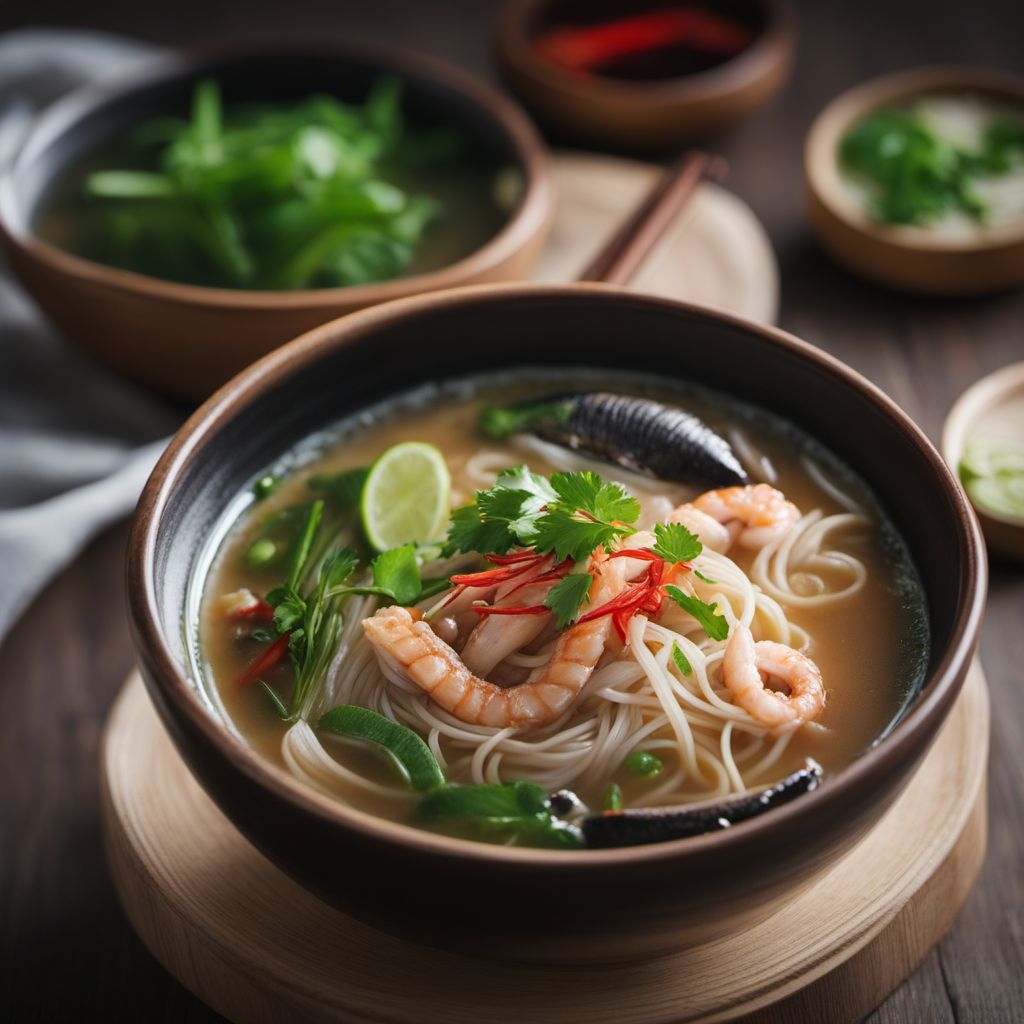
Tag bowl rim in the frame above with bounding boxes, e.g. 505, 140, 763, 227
127, 281, 987, 868
805, 64, 1024, 255
496, 0, 795, 107
0, 36, 551, 309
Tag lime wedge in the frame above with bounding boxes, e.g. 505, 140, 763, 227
361, 442, 451, 551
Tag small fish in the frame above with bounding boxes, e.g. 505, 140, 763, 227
479, 393, 747, 487
580, 759, 823, 849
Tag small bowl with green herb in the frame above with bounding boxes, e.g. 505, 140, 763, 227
805, 66, 1024, 294
943, 361, 1024, 563
0, 42, 551, 400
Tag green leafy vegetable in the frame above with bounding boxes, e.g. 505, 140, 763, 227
258, 679, 290, 720
419, 781, 583, 849
478, 399, 574, 439
543, 572, 593, 629
319, 705, 445, 790
840, 106, 1024, 226
370, 543, 423, 605
603, 783, 624, 812
444, 467, 638, 562
530, 472, 640, 562
79, 78, 461, 290
693, 569, 717, 585
671, 641, 693, 677
624, 750, 664, 777
650, 521, 702, 563
664, 586, 730, 641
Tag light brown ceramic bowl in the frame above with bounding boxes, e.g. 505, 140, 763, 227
496, 0, 794, 153
127, 283, 986, 964
806, 66, 1024, 294
942, 361, 1024, 563
0, 42, 551, 401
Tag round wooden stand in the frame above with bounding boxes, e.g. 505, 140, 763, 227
100, 663, 988, 1024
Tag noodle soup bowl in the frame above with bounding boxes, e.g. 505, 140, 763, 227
127, 284, 985, 962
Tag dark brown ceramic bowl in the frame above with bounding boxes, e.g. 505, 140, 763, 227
0, 42, 551, 401
496, 0, 795, 152
127, 284, 985, 963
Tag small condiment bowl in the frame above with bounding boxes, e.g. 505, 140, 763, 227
0, 41, 551, 401
127, 283, 985, 963
805, 66, 1024, 294
942, 361, 1024, 563
496, 0, 795, 152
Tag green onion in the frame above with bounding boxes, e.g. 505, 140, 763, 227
254, 475, 279, 500
258, 680, 290, 720
624, 750, 664, 778
603, 783, 624, 812
319, 705, 444, 791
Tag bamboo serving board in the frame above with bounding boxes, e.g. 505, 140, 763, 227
100, 662, 988, 1024
533, 152, 779, 324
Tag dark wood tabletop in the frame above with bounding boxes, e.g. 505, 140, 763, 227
1, 1, 1022, 1020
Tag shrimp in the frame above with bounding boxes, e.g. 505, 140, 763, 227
668, 504, 733, 553
460, 557, 559, 676
722, 623, 824, 731
362, 559, 626, 731
692, 483, 799, 551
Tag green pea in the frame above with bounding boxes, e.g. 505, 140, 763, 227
625, 750, 664, 778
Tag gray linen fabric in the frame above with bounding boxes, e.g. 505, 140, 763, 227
0, 29, 178, 637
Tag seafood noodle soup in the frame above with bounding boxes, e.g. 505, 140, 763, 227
196, 372, 929, 850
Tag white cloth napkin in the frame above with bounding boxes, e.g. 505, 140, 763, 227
0, 29, 179, 637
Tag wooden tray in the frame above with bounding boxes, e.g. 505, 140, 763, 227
100, 662, 988, 1024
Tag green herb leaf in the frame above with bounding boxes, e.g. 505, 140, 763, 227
603, 783, 624, 812
671, 641, 693, 677
258, 680, 290, 720
319, 705, 445, 790
444, 502, 518, 557
478, 400, 573, 439
624, 750, 664, 777
371, 543, 422, 605
694, 569, 717, 585
419, 781, 583, 849
550, 471, 641, 525
543, 573, 593, 629
651, 521, 702, 563
664, 586, 730, 642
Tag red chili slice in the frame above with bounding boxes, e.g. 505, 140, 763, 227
235, 632, 291, 687
471, 604, 550, 617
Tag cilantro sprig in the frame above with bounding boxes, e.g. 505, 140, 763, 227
446, 467, 640, 563
663, 586, 730, 642
650, 521, 702, 563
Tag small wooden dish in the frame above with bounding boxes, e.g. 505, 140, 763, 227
0, 41, 551, 401
942, 361, 1024, 562
805, 66, 1024, 294
496, 0, 795, 153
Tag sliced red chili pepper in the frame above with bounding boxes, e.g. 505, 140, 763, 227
607, 548, 661, 562
235, 632, 291, 687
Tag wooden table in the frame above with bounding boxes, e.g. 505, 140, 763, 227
1, 1, 1021, 1020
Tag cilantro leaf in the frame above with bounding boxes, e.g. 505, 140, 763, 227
651, 522, 702, 563
664, 586, 730, 641
549, 472, 640, 525
671, 641, 692, 677
543, 572, 593, 629
444, 503, 516, 556
371, 543, 422, 605
531, 508, 618, 562
267, 586, 306, 634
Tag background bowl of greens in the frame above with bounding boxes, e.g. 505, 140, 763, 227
805, 66, 1024, 294
0, 42, 551, 400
